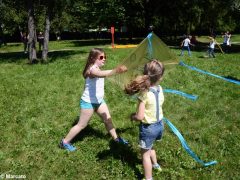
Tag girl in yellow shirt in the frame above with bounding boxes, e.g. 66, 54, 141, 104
125, 59, 165, 180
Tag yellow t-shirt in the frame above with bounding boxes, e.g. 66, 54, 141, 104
138, 86, 164, 124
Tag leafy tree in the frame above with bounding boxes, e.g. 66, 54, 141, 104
0, 0, 27, 44
1, 0, 240, 49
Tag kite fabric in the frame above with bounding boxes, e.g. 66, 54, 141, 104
109, 32, 178, 89
109, 33, 217, 167
179, 61, 240, 85
163, 117, 217, 167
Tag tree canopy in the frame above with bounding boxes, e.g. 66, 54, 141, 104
1, 0, 240, 39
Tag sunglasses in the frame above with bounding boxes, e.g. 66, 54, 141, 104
99, 55, 106, 60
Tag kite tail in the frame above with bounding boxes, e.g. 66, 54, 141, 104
147, 33, 153, 59
163, 117, 217, 167
179, 61, 240, 85
163, 89, 198, 101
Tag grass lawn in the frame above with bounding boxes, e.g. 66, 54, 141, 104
0, 36, 239, 179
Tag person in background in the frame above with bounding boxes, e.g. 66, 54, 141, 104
20, 32, 28, 53
37, 32, 44, 51
208, 36, 216, 58
180, 35, 194, 57
222, 31, 231, 53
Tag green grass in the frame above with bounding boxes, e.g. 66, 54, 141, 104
0, 37, 240, 180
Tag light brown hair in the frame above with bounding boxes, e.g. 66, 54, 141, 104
82, 48, 105, 78
125, 59, 164, 95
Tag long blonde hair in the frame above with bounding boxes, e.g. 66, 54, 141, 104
82, 48, 105, 78
125, 59, 164, 95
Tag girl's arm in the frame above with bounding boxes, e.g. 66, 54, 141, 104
131, 101, 145, 121
90, 65, 127, 78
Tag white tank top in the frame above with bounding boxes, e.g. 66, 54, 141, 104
81, 65, 104, 104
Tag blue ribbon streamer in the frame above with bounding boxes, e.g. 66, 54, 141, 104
147, 33, 153, 59
163, 89, 198, 101
163, 117, 217, 167
179, 61, 240, 85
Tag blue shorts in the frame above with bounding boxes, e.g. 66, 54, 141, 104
80, 99, 105, 109
139, 120, 164, 150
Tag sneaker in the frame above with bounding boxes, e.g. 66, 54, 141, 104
115, 137, 129, 145
153, 163, 162, 172
59, 139, 76, 151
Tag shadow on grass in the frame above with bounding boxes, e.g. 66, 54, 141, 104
69, 38, 143, 47
69, 39, 110, 47
70, 117, 108, 143
70, 116, 143, 179
48, 50, 87, 63
0, 50, 87, 64
70, 116, 131, 142
0, 43, 22, 47
97, 140, 143, 179
223, 76, 240, 82
227, 44, 240, 53
0, 51, 28, 63
72, 125, 109, 142
71, 117, 134, 143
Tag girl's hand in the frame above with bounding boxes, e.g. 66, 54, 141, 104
115, 65, 127, 74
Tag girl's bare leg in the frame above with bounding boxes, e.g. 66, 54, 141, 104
96, 103, 118, 140
141, 148, 152, 180
150, 149, 157, 165
63, 108, 94, 143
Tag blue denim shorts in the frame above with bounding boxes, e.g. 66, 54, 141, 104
139, 120, 164, 150
80, 99, 105, 109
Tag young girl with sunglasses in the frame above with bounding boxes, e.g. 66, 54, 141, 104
125, 60, 165, 180
60, 48, 128, 151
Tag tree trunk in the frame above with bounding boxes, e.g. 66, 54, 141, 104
27, 0, 37, 64
0, 25, 7, 46
42, 1, 54, 62
42, 15, 50, 61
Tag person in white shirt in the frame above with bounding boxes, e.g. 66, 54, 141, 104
59, 48, 129, 151
208, 36, 216, 58
222, 31, 231, 53
180, 35, 194, 57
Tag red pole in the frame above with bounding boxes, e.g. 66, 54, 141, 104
111, 26, 115, 48
111, 33, 114, 48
